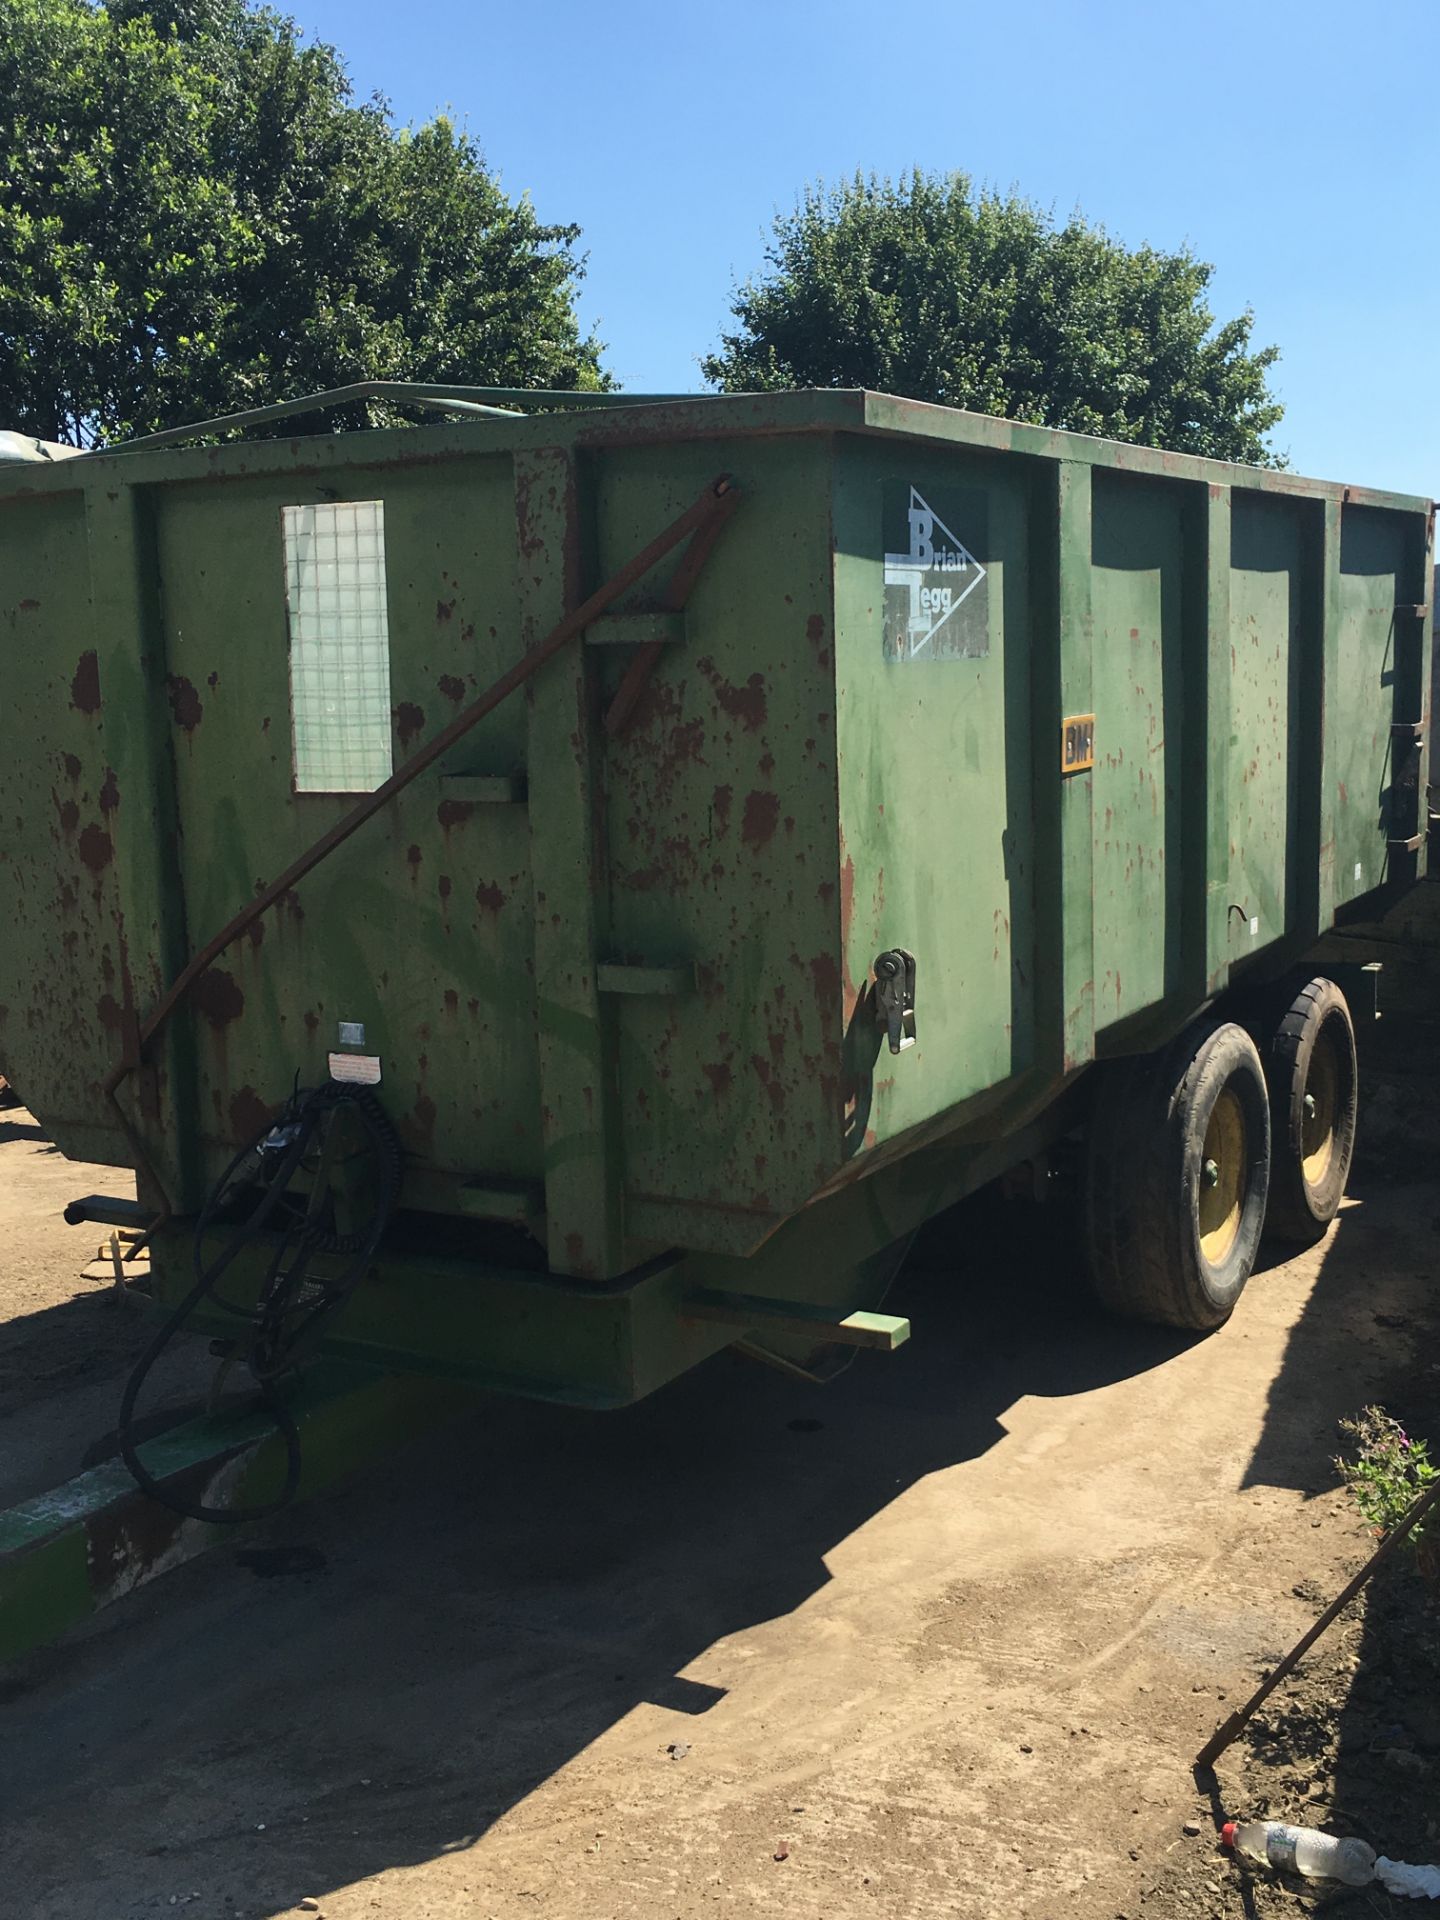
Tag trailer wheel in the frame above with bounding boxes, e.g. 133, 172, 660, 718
1263, 977, 1357, 1244
1085, 1020, 1271, 1330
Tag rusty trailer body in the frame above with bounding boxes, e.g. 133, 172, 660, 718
0, 389, 1432, 1423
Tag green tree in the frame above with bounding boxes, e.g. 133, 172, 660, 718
0, 0, 608, 444
705, 171, 1283, 465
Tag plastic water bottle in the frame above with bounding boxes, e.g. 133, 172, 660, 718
1222, 1820, 1375, 1886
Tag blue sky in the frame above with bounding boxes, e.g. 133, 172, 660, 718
296, 0, 1436, 497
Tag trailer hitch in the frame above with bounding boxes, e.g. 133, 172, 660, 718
873, 949, 917, 1055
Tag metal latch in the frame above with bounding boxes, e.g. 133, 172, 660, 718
873, 949, 917, 1055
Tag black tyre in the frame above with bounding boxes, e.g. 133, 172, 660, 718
1263, 977, 1357, 1244
1085, 1020, 1272, 1330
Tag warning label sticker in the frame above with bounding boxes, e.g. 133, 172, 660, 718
883, 484, 988, 663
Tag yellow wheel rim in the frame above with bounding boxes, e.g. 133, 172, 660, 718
1301, 1027, 1340, 1189
1198, 1086, 1247, 1266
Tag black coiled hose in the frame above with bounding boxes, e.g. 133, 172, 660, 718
116, 1083, 402, 1524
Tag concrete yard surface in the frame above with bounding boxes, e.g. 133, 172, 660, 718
0, 1102, 1433, 1919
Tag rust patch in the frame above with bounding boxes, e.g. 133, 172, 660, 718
436, 598, 456, 624
303, 1010, 320, 1035
712, 784, 733, 833
98, 769, 120, 814
750, 1053, 787, 1114
18, 597, 39, 612
697, 657, 768, 731
741, 789, 780, 852
406, 843, 423, 877
229, 1086, 274, 1142
63, 752, 82, 781
247, 918, 265, 950
703, 1062, 733, 1096
87, 1482, 199, 1604
811, 954, 843, 997
438, 874, 452, 900
443, 989, 459, 1015
97, 993, 125, 1031
207, 671, 220, 690
78, 823, 113, 872
437, 798, 474, 832
837, 853, 862, 1007
166, 675, 203, 732
393, 702, 426, 749
475, 879, 507, 914
192, 968, 245, 1029
277, 888, 305, 923
437, 674, 465, 704
412, 1092, 437, 1143
55, 794, 80, 834
806, 613, 832, 667
70, 651, 101, 713
626, 677, 708, 792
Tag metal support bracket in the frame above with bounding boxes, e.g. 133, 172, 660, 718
437, 772, 527, 805
585, 611, 685, 649
596, 961, 696, 997
63, 1194, 157, 1231
680, 1290, 911, 1351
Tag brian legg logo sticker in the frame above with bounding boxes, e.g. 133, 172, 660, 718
883, 485, 988, 663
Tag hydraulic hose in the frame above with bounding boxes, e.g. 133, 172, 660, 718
116, 1083, 402, 1525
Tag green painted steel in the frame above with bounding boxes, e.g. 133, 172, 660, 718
0, 390, 1431, 1406
0, 1366, 459, 1665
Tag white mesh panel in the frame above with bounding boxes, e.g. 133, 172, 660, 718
283, 501, 394, 793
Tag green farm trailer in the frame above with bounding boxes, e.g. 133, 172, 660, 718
0, 386, 1431, 1655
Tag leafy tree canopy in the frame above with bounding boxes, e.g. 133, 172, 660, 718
0, 0, 608, 443
705, 171, 1284, 465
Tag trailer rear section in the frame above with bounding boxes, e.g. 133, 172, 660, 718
0, 389, 1430, 1646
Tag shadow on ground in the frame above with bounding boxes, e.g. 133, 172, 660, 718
2, 1186, 1196, 1916
0, 1281, 159, 1425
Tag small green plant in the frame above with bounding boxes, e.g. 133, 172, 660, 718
1336, 1407, 1438, 1547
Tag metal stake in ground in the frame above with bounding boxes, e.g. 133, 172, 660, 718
1195, 1477, 1440, 1773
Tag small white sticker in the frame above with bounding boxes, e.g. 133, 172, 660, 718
1354, 862, 1363, 882
329, 1052, 381, 1085
1249, 917, 1259, 937
338, 1021, 366, 1047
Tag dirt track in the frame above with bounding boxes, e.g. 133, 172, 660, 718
1, 1100, 1434, 1920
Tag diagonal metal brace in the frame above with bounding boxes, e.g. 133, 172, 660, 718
101, 473, 742, 1238
603, 478, 743, 735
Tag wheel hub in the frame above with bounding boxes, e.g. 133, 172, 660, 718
1198, 1086, 1247, 1266
1301, 1027, 1340, 1187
